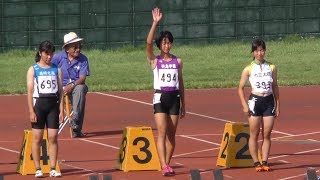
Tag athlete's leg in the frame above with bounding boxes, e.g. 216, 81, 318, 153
248, 116, 262, 163
31, 129, 44, 169
165, 114, 179, 164
47, 128, 59, 168
261, 116, 274, 162
154, 113, 168, 167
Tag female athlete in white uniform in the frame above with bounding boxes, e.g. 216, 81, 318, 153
27, 40, 64, 178
238, 39, 280, 172
146, 7, 186, 176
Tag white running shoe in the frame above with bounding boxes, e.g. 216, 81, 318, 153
49, 170, 62, 177
35, 170, 44, 178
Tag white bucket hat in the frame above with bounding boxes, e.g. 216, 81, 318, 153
62, 32, 83, 48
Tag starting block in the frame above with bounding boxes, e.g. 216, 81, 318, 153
103, 174, 112, 180
16, 129, 60, 175
213, 169, 224, 180
190, 169, 224, 180
305, 168, 319, 180
89, 174, 112, 180
89, 175, 99, 180
190, 169, 201, 180
216, 122, 253, 168
116, 126, 161, 172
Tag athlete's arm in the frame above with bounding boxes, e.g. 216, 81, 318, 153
238, 67, 250, 116
146, 8, 162, 69
272, 66, 280, 117
26, 66, 37, 123
178, 58, 185, 119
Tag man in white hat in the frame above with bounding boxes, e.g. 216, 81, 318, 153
52, 32, 90, 138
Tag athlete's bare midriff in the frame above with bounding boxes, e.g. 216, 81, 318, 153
251, 91, 272, 97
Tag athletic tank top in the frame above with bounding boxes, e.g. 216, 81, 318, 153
247, 60, 275, 94
33, 63, 59, 98
153, 55, 180, 92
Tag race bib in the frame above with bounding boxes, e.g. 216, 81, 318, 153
252, 76, 273, 92
158, 69, 178, 87
37, 76, 58, 94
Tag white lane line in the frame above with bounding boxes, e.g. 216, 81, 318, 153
1, 137, 319, 179
60, 162, 96, 175
173, 147, 220, 158
1, 144, 98, 175
179, 135, 221, 146
59, 136, 121, 141
2, 132, 317, 161
278, 160, 290, 164
80, 139, 119, 150
95, 92, 151, 106
269, 148, 320, 160
177, 134, 223, 137
198, 169, 233, 178
94, 92, 293, 136
187, 112, 232, 123
308, 139, 320, 143
279, 169, 319, 180
0, 146, 19, 154
272, 130, 293, 136
272, 131, 320, 140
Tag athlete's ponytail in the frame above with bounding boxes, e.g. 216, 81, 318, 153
35, 40, 55, 62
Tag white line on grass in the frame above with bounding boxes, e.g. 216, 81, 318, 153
94, 92, 293, 136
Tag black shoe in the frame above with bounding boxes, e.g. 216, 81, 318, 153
72, 132, 87, 138
70, 120, 79, 130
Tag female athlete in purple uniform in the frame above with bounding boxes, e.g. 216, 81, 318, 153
146, 7, 186, 176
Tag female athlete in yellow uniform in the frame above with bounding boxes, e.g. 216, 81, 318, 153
238, 39, 280, 172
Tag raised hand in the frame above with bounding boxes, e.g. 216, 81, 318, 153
152, 7, 162, 23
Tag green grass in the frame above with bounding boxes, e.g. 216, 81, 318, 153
0, 37, 319, 94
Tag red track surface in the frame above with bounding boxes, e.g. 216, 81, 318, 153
1, 86, 319, 179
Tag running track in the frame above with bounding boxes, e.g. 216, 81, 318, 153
0, 86, 319, 179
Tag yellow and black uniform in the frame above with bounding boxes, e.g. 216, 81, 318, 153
247, 60, 275, 116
